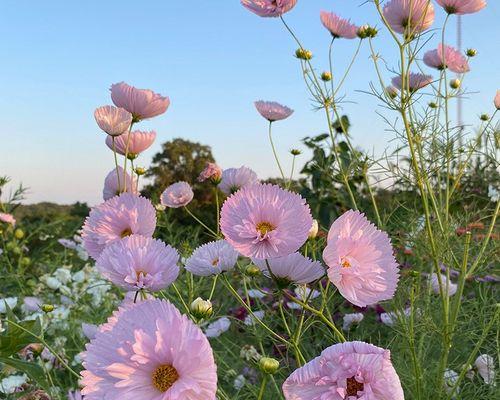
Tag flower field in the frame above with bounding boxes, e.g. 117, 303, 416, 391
1, 1, 499, 399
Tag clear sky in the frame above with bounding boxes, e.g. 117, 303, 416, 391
1, 1, 498, 205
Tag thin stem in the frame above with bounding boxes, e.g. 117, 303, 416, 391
257, 376, 268, 400
122, 123, 134, 191
268, 121, 285, 180
111, 137, 121, 191
184, 207, 218, 237
208, 275, 219, 301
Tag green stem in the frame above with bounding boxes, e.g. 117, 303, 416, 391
268, 121, 285, 180
184, 207, 218, 237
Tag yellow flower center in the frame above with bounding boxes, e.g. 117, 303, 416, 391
136, 270, 147, 280
212, 258, 219, 266
256, 222, 275, 236
346, 376, 364, 396
340, 257, 351, 268
152, 364, 179, 392
121, 228, 132, 238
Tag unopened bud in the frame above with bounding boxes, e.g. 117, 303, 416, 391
190, 297, 213, 319
290, 149, 301, 156
14, 229, 24, 240
126, 153, 138, 161
450, 79, 461, 89
20, 257, 31, 267
308, 219, 319, 239
357, 25, 378, 39
466, 48, 477, 57
135, 167, 146, 176
409, 270, 420, 278
480, 114, 490, 121
385, 86, 398, 99
321, 71, 332, 82
428, 101, 438, 109
245, 264, 261, 277
41, 304, 54, 313
295, 48, 313, 60
259, 357, 280, 374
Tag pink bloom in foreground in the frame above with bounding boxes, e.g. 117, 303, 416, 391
110, 82, 170, 121
320, 11, 358, 39
323, 210, 399, 307
96, 234, 179, 291
160, 182, 194, 208
219, 166, 259, 195
198, 162, 222, 183
81, 193, 156, 260
81, 299, 217, 399
105, 130, 156, 157
185, 240, 239, 276
423, 44, 470, 73
392, 72, 433, 92
102, 166, 137, 201
283, 341, 404, 400
221, 183, 313, 259
436, 0, 486, 15
94, 105, 132, 136
494, 90, 500, 110
241, 0, 297, 18
383, 0, 435, 35
252, 252, 325, 284
255, 101, 294, 122
0, 212, 16, 226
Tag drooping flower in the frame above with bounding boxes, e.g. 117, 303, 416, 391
198, 162, 222, 184
81, 193, 156, 260
219, 166, 259, 195
474, 354, 495, 385
96, 235, 179, 291
160, 181, 194, 208
94, 105, 132, 136
383, 0, 435, 35
254, 101, 294, 122
283, 341, 404, 399
342, 313, 364, 331
185, 240, 239, 276
320, 11, 358, 39
323, 210, 400, 307
221, 183, 313, 259
81, 299, 217, 399
102, 166, 137, 201
0, 213, 16, 226
205, 317, 231, 338
423, 44, 470, 73
436, 0, 486, 15
241, 0, 297, 18
494, 90, 500, 110
105, 130, 156, 158
110, 82, 170, 121
392, 72, 433, 92
429, 273, 457, 296
252, 252, 324, 285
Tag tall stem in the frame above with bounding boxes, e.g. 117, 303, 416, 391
268, 121, 285, 180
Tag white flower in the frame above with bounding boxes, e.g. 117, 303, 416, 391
287, 286, 320, 309
0, 375, 28, 394
380, 308, 412, 327
443, 369, 459, 395
244, 310, 264, 326
54, 267, 72, 284
247, 289, 267, 299
430, 273, 457, 296
475, 354, 496, 385
205, 317, 231, 338
233, 374, 246, 390
488, 185, 499, 202
58, 238, 78, 250
76, 246, 89, 261
82, 323, 98, 340
240, 345, 260, 361
45, 276, 62, 290
342, 312, 364, 331
0, 297, 18, 313
22, 297, 41, 313
72, 270, 86, 283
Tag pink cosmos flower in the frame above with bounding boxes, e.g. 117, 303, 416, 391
383, 0, 435, 35
160, 182, 194, 208
436, 0, 486, 15
241, 0, 297, 18
105, 130, 156, 157
423, 44, 470, 73
96, 234, 179, 291
255, 100, 294, 122
102, 167, 137, 201
81, 299, 217, 399
81, 193, 156, 260
198, 162, 222, 183
252, 252, 325, 284
494, 90, 500, 110
219, 166, 259, 195
94, 105, 132, 136
110, 82, 170, 121
320, 11, 358, 39
392, 72, 433, 92
220, 183, 313, 259
282, 341, 404, 399
323, 210, 399, 307
185, 240, 239, 276
0, 212, 16, 226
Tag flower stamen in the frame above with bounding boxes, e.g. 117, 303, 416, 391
152, 364, 179, 392
256, 222, 275, 236
346, 376, 364, 396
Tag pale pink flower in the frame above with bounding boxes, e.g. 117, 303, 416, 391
22, 297, 41, 313
102, 166, 138, 201
423, 44, 470, 73
241, 0, 297, 18
185, 240, 239, 276
474, 354, 495, 385
110, 82, 170, 121
323, 210, 400, 307
81, 299, 217, 399
429, 273, 457, 296
436, 0, 486, 15
220, 183, 313, 259
160, 182, 194, 208
82, 323, 99, 340
0, 212, 16, 226
392, 72, 433, 92
283, 341, 404, 399
67, 390, 83, 400
219, 166, 259, 195
205, 317, 231, 338
494, 90, 500, 110
320, 11, 358, 39
94, 105, 132, 136
198, 162, 222, 183
255, 100, 294, 122
105, 130, 156, 157
96, 234, 179, 291
81, 193, 156, 260
383, 0, 435, 35
342, 312, 364, 331
252, 252, 325, 284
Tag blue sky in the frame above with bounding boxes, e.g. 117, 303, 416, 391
0, 1, 498, 204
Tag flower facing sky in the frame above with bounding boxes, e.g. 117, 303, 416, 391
94, 105, 132, 136
185, 240, 239, 276
219, 166, 259, 195
221, 183, 313, 259
436, 0, 486, 15
392, 72, 433, 92
82, 193, 156, 260
241, 0, 297, 18
423, 44, 470, 73
254, 101, 294, 122
383, 0, 435, 35
160, 181, 194, 208
323, 210, 400, 307
81, 299, 217, 399
105, 130, 156, 157
320, 11, 358, 39
102, 166, 137, 201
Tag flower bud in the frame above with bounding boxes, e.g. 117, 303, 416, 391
385, 86, 398, 99
450, 79, 461, 89
466, 48, 477, 57
308, 219, 319, 239
290, 149, 301, 156
321, 71, 332, 82
480, 114, 490, 121
428, 101, 438, 109
245, 264, 261, 277
135, 167, 146, 176
41, 304, 54, 313
295, 48, 313, 60
20, 257, 31, 267
14, 229, 24, 240
259, 357, 280, 374
126, 153, 138, 161
190, 297, 213, 319
357, 25, 378, 39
